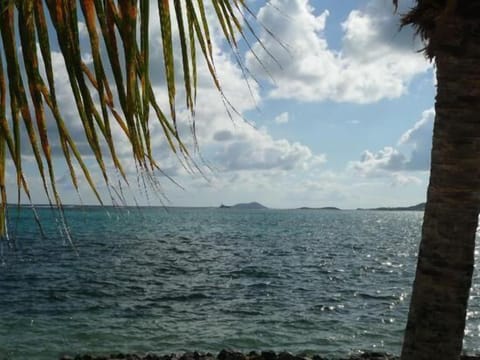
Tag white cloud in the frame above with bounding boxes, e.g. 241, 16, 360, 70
141, 5, 326, 178
212, 126, 326, 172
9, 1, 431, 208
274, 112, 289, 124
399, 108, 434, 171
351, 147, 407, 176
391, 173, 422, 186
350, 107, 434, 183
77, 21, 87, 38
247, 0, 430, 103
18, 2, 328, 205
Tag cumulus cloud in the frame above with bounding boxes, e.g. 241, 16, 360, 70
246, 0, 430, 103
274, 112, 289, 124
140, 6, 327, 177
350, 108, 434, 183
399, 108, 434, 170
213, 130, 235, 142
35, 2, 323, 180
213, 126, 326, 172
352, 147, 407, 176
391, 173, 422, 186
28, 2, 327, 203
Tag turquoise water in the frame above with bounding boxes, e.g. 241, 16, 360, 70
1, 207, 479, 359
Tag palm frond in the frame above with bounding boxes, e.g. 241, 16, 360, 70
397, 0, 480, 59
0, 0, 260, 240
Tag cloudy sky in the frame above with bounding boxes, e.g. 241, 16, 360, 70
8, 0, 437, 209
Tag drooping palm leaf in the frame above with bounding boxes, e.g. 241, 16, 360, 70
0, 0, 260, 240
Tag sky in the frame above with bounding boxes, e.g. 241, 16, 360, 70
6, 0, 437, 209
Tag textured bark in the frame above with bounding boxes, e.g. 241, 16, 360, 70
400, 13, 480, 360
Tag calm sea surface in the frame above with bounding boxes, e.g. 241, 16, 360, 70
1, 207, 480, 359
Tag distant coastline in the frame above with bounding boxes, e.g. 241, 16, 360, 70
356, 202, 426, 211
7, 202, 426, 211
218, 203, 341, 211
296, 206, 341, 211
219, 202, 426, 211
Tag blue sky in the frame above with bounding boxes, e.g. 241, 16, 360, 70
7, 0, 437, 209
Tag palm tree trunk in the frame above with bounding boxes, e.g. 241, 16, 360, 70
400, 21, 480, 360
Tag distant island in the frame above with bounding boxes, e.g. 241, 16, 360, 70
219, 202, 268, 210
357, 202, 426, 211
217, 202, 426, 211
297, 206, 341, 210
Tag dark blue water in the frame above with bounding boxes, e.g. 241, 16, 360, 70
0, 208, 479, 359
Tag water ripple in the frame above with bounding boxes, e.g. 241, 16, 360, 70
1, 208, 478, 359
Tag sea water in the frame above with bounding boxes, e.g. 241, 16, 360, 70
1, 207, 480, 359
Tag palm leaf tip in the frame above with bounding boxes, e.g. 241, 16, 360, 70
393, 0, 398, 12
0, 0, 260, 239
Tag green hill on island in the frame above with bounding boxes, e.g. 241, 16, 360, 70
297, 206, 341, 210
219, 202, 268, 210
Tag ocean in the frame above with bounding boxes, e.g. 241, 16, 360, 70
1, 207, 479, 359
